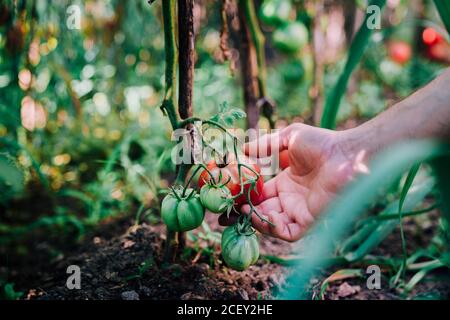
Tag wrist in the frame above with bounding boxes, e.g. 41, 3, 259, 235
336, 126, 377, 163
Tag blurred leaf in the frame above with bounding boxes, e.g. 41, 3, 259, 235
2, 283, 23, 300
344, 177, 434, 263
431, 154, 450, 241
321, 0, 387, 129
0, 153, 25, 203
209, 102, 246, 127
351, 81, 385, 117
434, 0, 450, 35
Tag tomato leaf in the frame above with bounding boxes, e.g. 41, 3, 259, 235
210, 102, 246, 127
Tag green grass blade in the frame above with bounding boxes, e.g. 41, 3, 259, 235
431, 154, 450, 241
320, 0, 387, 129
434, 0, 450, 35
344, 178, 434, 263
404, 260, 444, 293
278, 140, 449, 299
395, 163, 421, 284
339, 222, 377, 255
399, 164, 421, 212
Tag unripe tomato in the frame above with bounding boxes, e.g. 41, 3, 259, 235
280, 59, 305, 83
200, 184, 232, 214
259, 0, 292, 27
388, 41, 411, 65
161, 188, 205, 232
272, 21, 308, 54
221, 225, 260, 271
279, 149, 289, 170
198, 157, 263, 207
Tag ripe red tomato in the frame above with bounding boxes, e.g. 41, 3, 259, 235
388, 41, 411, 65
422, 27, 443, 46
198, 157, 264, 207
427, 41, 450, 62
279, 150, 289, 170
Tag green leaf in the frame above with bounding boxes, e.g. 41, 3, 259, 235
434, 0, 450, 35
210, 102, 246, 127
3, 283, 23, 300
0, 153, 25, 203
393, 163, 421, 285
320, 0, 387, 129
319, 269, 363, 299
431, 154, 450, 241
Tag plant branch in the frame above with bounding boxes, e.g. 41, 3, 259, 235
178, 0, 195, 120
161, 0, 179, 130
240, 0, 276, 128
241, 0, 266, 98
237, 0, 260, 129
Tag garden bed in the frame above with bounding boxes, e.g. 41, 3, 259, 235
6, 210, 447, 300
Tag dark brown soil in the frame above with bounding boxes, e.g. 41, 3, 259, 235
2, 208, 449, 300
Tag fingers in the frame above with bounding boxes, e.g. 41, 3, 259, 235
242, 199, 304, 242
261, 177, 278, 199
252, 211, 303, 242
243, 124, 299, 158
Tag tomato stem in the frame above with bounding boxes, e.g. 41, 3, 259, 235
169, 186, 182, 201
182, 163, 217, 197
245, 183, 275, 227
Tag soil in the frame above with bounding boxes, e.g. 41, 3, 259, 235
2, 207, 449, 300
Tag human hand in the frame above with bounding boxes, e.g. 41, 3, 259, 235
241, 123, 368, 242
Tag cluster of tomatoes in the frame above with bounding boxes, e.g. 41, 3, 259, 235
259, 0, 309, 54
160, 156, 264, 271
422, 27, 450, 62
388, 28, 449, 65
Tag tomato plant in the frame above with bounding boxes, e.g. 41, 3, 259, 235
158, 116, 273, 270
161, 187, 205, 232
221, 222, 260, 271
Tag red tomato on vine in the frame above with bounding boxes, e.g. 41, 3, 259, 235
422, 27, 443, 46
198, 157, 264, 207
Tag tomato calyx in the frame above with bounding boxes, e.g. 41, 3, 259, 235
170, 185, 197, 201
234, 216, 256, 237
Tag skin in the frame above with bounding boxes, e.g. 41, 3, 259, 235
239, 67, 450, 242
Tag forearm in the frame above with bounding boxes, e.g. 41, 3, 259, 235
342, 68, 450, 158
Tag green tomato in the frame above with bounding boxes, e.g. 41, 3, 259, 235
272, 21, 308, 53
161, 188, 205, 232
221, 225, 260, 271
259, 0, 292, 27
280, 59, 305, 82
200, 184, 232, 214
